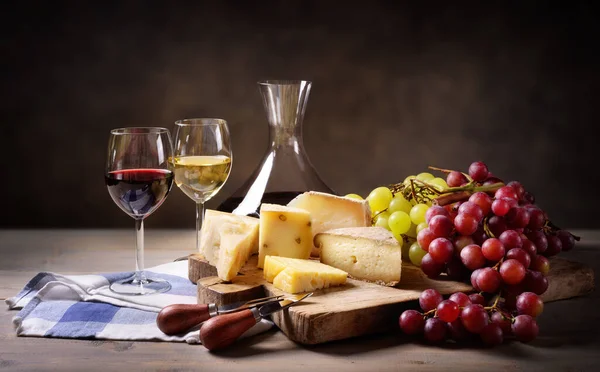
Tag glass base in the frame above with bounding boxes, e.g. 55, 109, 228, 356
109, 275, 171, 295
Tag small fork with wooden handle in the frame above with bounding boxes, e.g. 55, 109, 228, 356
156, 295, 284, 335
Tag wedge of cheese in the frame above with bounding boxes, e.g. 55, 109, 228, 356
315, 227, 402, 286
264, 255, 348, 294
287, 191, 371, 256
198, 209, 259, 281
257, 203, 313, 269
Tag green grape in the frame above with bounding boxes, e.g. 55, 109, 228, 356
416, 172, 435, 182
394, 232, 405, 249
366, 187, 393, 213
374, 211, 390, 230
344, 193, 363, 200
416, 222, 428, 234
388, 211, 411, 235
403, 175, 416, 184
388, 194, 412, 214
410, 203, 430, 225
408, 242, 428, 266
405, 223, 418, 238
429, 177, 448, 191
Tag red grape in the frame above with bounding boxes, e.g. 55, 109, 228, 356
491, 198, 511, 216
491, 311, 512, 336
480, 323, 503, 346
507, 181, 525, 200
429, 237, 455, 264
421, 254, 445, 278
495, 186, 518, 201
499, 259, 526, 285
458, 202, 484, 222
429, 215, 454, 238
545, 235, 563, 257
522, 191, 535, 204
506, 248, 531, 269
481, 238, 505, 262
437, 300, 460, 322
461, 304, 489, 334
516, 292, 544, 317
460, 244, 486, 270
557, 230, 575, 252
399, 310, 425, 335
527, 208, 546, 230
470, 268, 482, 290
447, 319, 470, 341
476, 268, 502, 293
468, 293, 486, 306
499, 230, 523, 249
448, 292, 471, 308
505, 207, 530, 229
454, 235, 475, 253
487, 215, 507, 237
419, 288, 443, 312
524, 270, 549, 295
521, 239, 538, 258
417, 228, 436, 251
468, 161, 489, 182
424, 318, 447, 343
469, 192, 492, 216
530, 255, 550, 275
512, 315, 539, 343
526, 230, 548, 254
446, 171, 468, 187
425, 205, 449, 224
454, 214, 478, 235
471, 225, 489, 246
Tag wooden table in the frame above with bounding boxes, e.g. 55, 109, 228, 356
1, 229, 598, 372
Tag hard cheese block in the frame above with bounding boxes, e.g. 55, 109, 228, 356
198, 209, 259, 281
263, 255, 348, 294
287, 191, 371, 256
258, 203, 313, 269
316, 226, 402, 286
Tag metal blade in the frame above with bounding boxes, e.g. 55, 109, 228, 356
258, 292, 313, 318
217, 294, 284, 314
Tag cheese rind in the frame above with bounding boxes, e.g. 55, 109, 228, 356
198, 209, 259, 281
287, 191, 371, 256
315, 227, 402, 286
257, 203, 313, 269
264, 256, 348, 294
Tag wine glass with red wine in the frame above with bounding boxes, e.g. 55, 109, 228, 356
105, 127, 174, 295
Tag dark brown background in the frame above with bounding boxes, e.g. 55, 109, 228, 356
2, 1, 598, 229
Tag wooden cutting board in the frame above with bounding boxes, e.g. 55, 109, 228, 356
188, 255, 594, 345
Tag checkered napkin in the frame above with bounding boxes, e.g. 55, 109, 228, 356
5, 261, 273, 343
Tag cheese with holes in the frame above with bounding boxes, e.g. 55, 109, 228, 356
257, 203, 313, 268
264, 255, 347, 293
198, 209, 259, 281
315, 227, 402, 286
287, 191, 371, 256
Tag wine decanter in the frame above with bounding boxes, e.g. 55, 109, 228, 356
218, 80, 334, 217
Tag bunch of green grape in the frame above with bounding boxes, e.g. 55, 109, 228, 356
346, 172, 449, 267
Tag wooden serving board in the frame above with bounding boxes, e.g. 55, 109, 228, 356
189, 255, 594, 345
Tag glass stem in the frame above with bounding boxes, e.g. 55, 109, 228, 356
134, 218, 146, 284
196, 202, 205, 252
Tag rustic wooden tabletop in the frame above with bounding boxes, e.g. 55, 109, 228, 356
1, 229, 598, 372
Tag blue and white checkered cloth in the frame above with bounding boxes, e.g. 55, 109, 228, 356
5, 261, 273, 343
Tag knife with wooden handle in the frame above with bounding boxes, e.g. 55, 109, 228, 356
156, 295, 283, 335
200, 292, 313, 351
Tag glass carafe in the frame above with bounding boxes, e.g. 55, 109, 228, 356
218, 80, 334, 217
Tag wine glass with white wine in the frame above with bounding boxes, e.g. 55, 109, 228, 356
172, 119, 232, 252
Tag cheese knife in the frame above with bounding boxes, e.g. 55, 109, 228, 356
156, 294, 284, 335
199, 292, 313, 351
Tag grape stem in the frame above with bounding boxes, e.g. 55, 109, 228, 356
434, 182, 504, 206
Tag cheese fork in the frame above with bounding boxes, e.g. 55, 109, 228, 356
200, 292, 313, 351
156, 295, 284, 335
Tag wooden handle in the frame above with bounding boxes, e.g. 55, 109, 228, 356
156, 304, 211, 335
199, 309, 258, 351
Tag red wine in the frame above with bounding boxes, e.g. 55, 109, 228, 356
217, 191, 303, 217
106, 169, 173, 218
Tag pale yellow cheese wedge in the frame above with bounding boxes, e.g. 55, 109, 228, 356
264, 255, 347, 294
287, 191, 371, 256
315, 227, 402, 286
257, 203, 313, 269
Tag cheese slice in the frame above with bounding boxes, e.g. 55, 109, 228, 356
287, 191, 371, 256
315, 227, 402, 286
198, 209, 259, 281
257, 203, 313, 269
264, 255, 347, 294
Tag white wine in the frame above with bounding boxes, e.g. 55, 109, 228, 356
171, 155, 232, 203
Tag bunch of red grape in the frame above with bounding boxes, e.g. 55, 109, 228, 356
400, 161, 578, 345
